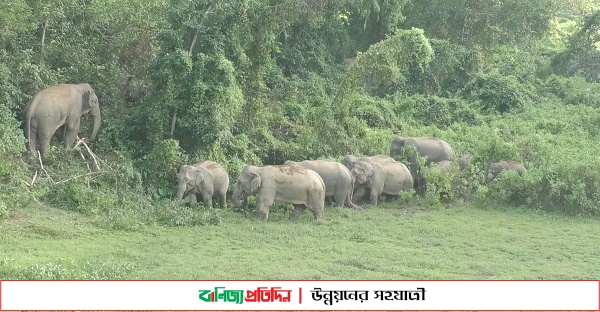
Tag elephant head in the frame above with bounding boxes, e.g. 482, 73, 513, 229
351, 161, 374, 187
232, 166, 262, 209
175, 165, 213, 203
409, 161, 426, 195
389, 137, 406, 160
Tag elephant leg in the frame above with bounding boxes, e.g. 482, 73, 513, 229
420, 179, 428, 196
27, 128, 38, 153
201, 193, 213, 209
38, 131, 53, 159
256, 198, 273, 220
289, 204, 307, 221
309, 204, 324, 221
218, 190, 227, 209
188, 193, 198, 208
324, 195, 333, 206
63, 120, 80, 147
369, 189, 379, 206
332, 191, 346, 208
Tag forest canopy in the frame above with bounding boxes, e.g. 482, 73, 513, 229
2, 0, 600, 221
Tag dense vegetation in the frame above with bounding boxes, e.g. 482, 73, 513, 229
2, 0, 600, 227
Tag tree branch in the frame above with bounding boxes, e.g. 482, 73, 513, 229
170, 112, 177, 136
39, 19, 48, 65
188, 4, 214, 55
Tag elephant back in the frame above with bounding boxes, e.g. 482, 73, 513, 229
411, 137, 456, 164
193, 161, 229, 188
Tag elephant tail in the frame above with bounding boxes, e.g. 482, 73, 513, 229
24, 98, 36, 153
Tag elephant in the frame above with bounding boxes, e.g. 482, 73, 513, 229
232, 165, 326, 221
24, 83, 101, 159
389, 136, 455, 195
487, 160, 525, 182
284, 159, 362, 210
176, 161, 229, 209
458, 154, 473, 170
342, 154, 395, 171
435, 160, 453, 170
351, 160, 413, 206
435, 154, 473, 171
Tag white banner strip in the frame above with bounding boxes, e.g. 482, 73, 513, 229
1, 280, 598, 311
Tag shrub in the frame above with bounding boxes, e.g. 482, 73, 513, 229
391, 94, 483, 129
349, 95, 400, 129
461, 70, 530, 114
543, 74, 600, 108
138, 139, 187, 198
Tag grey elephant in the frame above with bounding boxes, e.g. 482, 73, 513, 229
487, 160, 525, 182
342, 154, 395, 171
459, 154, 473, 170
176, 161, 229, 209
389, 136, 455, 195
435, 160, 453, 170
232, 165, 326, 221
351, 160, 413, 206
284, 159, 362, 210
24, 83, 101, 159
435, 154, 473, 170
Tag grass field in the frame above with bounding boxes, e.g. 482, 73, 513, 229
1, 201, 599, 280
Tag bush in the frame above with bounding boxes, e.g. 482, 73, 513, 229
543, 74, 600, 108
349, 95, 400, 129
392, 95, 482, 128
461, 70, 531, 114
138, 139, 187, 198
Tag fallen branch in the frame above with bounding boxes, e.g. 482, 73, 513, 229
54, 170, 107, 185
30, 170, 38, 185
37, 150, 54, 183
75, 136, 101, 171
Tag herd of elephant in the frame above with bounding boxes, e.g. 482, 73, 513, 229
176, 137, 525, 221
21, 83, 525, 221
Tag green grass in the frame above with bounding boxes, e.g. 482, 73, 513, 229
1, 201, 599, 280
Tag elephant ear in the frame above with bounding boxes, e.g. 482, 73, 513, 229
364, 163, 377, 186
193, 168, 213, 187
249, 172, 261, 193
193, 169, 205, 184
81, 90, 92, 113
362, 163, 375, 177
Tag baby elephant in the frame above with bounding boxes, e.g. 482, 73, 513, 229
487, 160, 525, 182
176, 161, 229, 209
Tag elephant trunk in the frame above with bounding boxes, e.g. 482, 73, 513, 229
233, 195, 248, 209
89, 106, 101, 141
176, 182, 187, 203
232, 187, 248, 209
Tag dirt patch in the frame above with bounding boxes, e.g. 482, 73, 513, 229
276, 165, 306, 175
